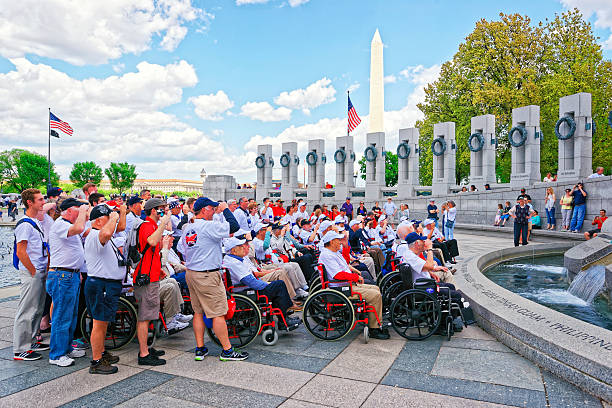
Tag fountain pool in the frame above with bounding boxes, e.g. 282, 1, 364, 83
484, 255, 612, 330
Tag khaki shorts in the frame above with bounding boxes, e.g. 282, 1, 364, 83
186, 269, 228, 318
134, 281, 160, 322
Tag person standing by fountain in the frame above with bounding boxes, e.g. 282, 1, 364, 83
569, 183, 588, 233
544, 187, 556, 230
559, 188, 573, 231
584, 209, 607, 240
509, 196, 535, 247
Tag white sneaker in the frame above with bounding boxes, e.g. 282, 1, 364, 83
166, 319, 189, 331
49, 355, 75, 367
296, 288, 309, 298
68, 349, 86, 358
175, 313, 193, 323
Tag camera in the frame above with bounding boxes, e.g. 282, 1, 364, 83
117, 257, 127, 267
134, 272, 150, 287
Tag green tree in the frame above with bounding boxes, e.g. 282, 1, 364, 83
0, 149, 59, 192
358, 152, 398, 186
69, 161, 103, 188
416, 9, 612, 184
104, 162, 137, 194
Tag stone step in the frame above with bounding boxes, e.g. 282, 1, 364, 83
455, 223, 586, 241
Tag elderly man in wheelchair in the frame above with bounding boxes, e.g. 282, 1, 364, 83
317, 230, 390, 340
394, 231, 472, 335
222, 235, 302, 332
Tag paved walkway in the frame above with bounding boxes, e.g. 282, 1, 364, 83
0, 231, 608, 407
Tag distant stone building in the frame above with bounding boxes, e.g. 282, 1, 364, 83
95, 179, 203, 193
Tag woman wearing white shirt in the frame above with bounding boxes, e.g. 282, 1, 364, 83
445, 201, 457, 240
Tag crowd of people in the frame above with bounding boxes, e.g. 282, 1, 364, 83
492, 184, 607, 244
11, 186, 467, 374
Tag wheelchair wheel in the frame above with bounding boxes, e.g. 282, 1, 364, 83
379, 271, 400, 297
79, 296, 138, 350
308, 282, 322, 297
207, 294, 261, 348
261, 328, 278, 346
303, 289, 355, 341
446, 316, 454, 341
390, 289, 441, 341
382, 281, 404, 312
363, 326, 369, 344
308, 275, 320, 290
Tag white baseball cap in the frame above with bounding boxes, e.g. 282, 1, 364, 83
349, 219, 362, 227
321, 231, 344, 244
252, 223, 267, 233
224, 236, 247, 251
319, 220, 333, 232
423, 219, 435, 226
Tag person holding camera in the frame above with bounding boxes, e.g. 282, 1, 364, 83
83, 204, 126, 374
569, 183, 588, 232
134, 198, 171, 366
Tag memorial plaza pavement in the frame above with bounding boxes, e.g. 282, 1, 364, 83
0, 230, 608, 408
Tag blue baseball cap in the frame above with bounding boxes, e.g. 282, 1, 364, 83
47, 187, 63, 197
128, 196, 142, 206
194, 197, 219, 212
405, 232, 426, 245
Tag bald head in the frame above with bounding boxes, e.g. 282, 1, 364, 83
397, 224, 414, 240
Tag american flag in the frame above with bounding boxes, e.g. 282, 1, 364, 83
347, 95, 361, 134
49, 112, 73, 136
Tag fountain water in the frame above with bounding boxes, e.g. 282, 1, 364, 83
568, 265, 606, 303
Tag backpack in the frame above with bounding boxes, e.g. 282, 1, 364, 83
125, 218, 147, 270
13, 218, 48, 269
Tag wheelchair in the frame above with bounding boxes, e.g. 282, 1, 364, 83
206, 268, 296, 348
78, 284, 171, 350
388, 264, 469, 341
303, 264, 381, 343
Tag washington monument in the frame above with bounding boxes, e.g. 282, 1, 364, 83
369, 29, 384, 133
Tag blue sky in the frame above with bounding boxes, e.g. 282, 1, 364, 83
1, 0, 610, 183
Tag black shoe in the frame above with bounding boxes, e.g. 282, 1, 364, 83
453, 317, 464, 332
30, 342, 50, 351
370, 328, 390, 340
89, 359, 118, 375
219, 348, 248, 361
148, 347, 165, 357
278, 317, 301, 331
14, 351, 42, 361
138, 353, 166, 366
102, 351, 120, 364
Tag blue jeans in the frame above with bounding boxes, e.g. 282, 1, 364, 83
513, 222, 528, 246
545, 208, 555, 226
446, 224, 455, 240
46, 270, 80, 359
570, 205, 586, 231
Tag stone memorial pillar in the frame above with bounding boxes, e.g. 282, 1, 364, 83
431, 122, 456, 196
557, 93, 593, 181
469, 114, 496, 188
280, 142, 298, 202
255, 144, 273, 201
334, 136, 355, 201
306, 139, 325, 203
365, 132, 385, 201
397, 128, 420, 199
510, 105, 541, 187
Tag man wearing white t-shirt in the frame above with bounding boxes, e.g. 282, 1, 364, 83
295, 202, 309, 222
83, 204, 126, 375
260, 197, 274, 223
13, 189, 49, 361
46, 198, 89, 367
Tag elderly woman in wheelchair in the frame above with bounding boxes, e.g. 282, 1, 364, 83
303, 231, 390, 342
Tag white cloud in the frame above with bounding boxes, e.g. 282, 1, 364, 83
347, 82, 360, 93
189, 91, 234, 121
112, 63, 125, 73
383, 75, 397, 84
0, 58, 256, 181
236, 0, 269, 4
274, 77, 336, 114
561, 0, 612, 48
0, 0, 210, 66
400, 64, 442, 85
240, 102, 292, 122
288, 0, 310, 6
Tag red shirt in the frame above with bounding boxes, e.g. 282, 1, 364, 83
272, 205, 286, 217
593, 216, 608, 229
137, 217, 162, 282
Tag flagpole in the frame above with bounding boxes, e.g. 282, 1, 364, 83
47, 108, 51, 191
